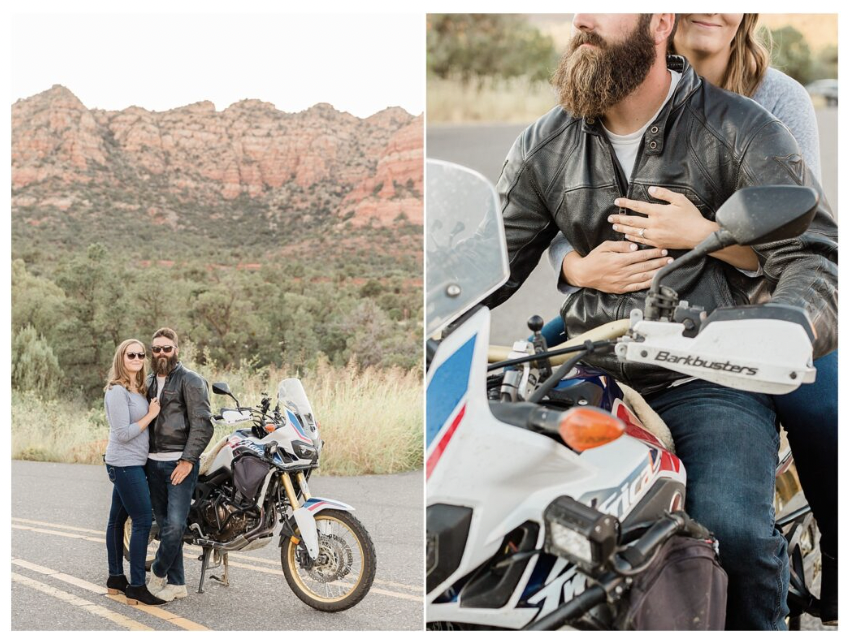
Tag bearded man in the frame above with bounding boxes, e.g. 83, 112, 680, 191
485, 14, 837, 630
144, 327, 213, 602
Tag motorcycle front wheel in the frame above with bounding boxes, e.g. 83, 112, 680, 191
280, 509, 377, 612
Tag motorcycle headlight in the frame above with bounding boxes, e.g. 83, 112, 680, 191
543, 496, 618, 574
291, 441, 316, 460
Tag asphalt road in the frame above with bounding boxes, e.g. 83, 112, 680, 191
428, 106, 838, 345
11, 461, 423, 631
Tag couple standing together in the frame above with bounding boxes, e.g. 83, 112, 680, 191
102, 327, 213, 605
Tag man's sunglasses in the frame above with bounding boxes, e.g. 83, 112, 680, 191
126, 352, 146, 360
151, 345, 175, 354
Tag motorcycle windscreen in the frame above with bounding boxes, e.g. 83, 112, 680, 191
426, 159, 508, 338
277, 378, 316, 424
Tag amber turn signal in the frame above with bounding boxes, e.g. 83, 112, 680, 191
265, 423, 276, 433
558, 407, 625, 452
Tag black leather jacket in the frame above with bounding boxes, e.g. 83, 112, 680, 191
146, 362, 213, 464
485, 56, 838, 394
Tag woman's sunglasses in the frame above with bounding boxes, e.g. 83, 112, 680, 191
125, 352, 146, 360
151, 345, 174, 354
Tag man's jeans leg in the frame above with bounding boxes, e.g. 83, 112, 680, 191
647, 381, 789, 631
146, 460, 199, 585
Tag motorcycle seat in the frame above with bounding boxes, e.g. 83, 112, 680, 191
199, 436, 228, 476
618, 383, 675, 454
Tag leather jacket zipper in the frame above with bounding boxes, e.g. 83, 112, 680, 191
599, 128, 653, 389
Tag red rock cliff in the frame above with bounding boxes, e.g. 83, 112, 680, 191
12, 86, 422, 226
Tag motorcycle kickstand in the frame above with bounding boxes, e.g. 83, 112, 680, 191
210, 552, 230, 587
197, 546, 212, 594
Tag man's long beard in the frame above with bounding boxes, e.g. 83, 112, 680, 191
552, 16, 657, 119
154, 354, 178, 376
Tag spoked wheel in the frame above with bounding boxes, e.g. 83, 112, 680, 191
280, 509, 376, 611
122, 517, 159, 571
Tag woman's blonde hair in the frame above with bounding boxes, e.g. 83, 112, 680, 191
105, 339, 148, 395
672, 14, 772, 97
722, 14, 772, 97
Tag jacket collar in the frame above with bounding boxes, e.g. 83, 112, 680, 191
580, 55, 701, 157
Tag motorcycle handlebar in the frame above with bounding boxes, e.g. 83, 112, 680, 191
613, 514, 683, 574
488, 319, 630, 366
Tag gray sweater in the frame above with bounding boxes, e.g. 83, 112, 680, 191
752, 67, 821, 182
104, 385, 150, 467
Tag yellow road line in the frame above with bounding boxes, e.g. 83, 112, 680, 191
53, 572, 109, 594
11, 559, 210, 631
10, 557, 60, 577
13, 517, 103, 535
12, 572, 153, 631
104, 596, 210, 631
225, 560, 422, 602
190, 547, 422, 592
13, 524, 103, 544
14, 517, 423, 595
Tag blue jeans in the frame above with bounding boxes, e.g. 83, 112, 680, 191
540, 314, 569, 348
106, 464, 153, 587
646, 381, 788, 630
145, 459, 199, 585
544, 314, 839, 558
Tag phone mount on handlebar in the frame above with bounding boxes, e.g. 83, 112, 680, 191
527, 316, 553, 380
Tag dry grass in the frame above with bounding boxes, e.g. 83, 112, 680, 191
428, 76, 557, 124
11, 392, 107, 463
306, 361, 423, 475
11, 360, 423, 476
429, 14, 838, 126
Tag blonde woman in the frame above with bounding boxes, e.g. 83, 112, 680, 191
104, 339, 164, 605
546, 14, 837, 625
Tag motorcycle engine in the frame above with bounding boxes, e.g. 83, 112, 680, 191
201, 487, 261, 543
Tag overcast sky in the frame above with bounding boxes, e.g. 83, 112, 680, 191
11, 12, 424, 117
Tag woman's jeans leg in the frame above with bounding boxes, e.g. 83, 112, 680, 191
775, 350, 838, 558
105, 483, 128, 579
105, 464, 153, 587
647, 381, 789, 631
146, 459, 199, 586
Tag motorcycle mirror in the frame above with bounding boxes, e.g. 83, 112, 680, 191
212, 382, 233, 396
715, 185, 818, 246
212, 382, 240, 408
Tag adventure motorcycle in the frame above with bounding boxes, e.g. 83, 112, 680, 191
425, 160, 823, 629
125, 378, 376, 612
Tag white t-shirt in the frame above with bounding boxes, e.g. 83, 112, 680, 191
601, 70, 681, 179
148, 374, 182, 462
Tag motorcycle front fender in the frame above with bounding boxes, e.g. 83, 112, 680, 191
280, 497, 355, 559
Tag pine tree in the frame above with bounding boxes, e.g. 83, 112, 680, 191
12, 325, 64, 396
